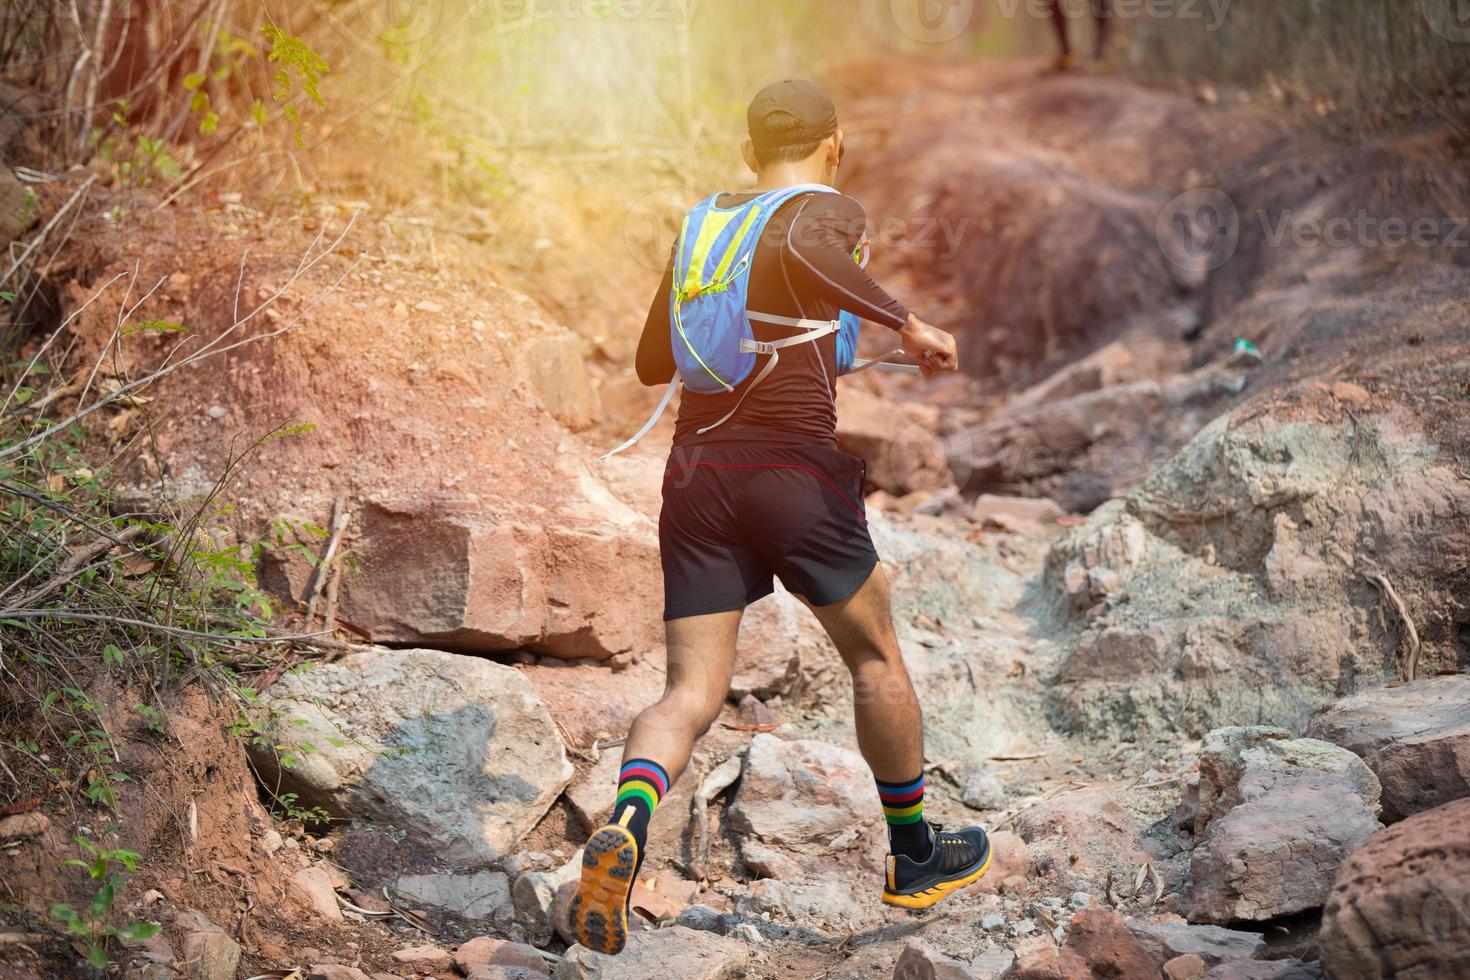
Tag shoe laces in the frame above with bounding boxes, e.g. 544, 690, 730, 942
929, 823, 978, 870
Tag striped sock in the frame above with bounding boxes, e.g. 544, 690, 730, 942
613, 758, 669, 878
877, 773, 931, 861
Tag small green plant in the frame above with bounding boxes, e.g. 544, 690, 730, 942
50, 838, 159, 968
274, 791, 333, 826
261, 24, 329, 147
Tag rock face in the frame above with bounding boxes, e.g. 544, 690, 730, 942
335, 494, 660, 660
60, 211, 659, 662
1013, 783, 1167, 891
175, 909, 240, 980
552, 926, 748, 979
248, 649, 572, 867
1043, 409, 1469, 740
1193, 727, 1383, 835
1306, 675, 1470, 822
1065, 907, 1164, 980
1318, 797, 1470, 980
394, 870, 512, 921
728, 734, 875, 868
1125, 917, 1267, 968
1183, 728, 1383, 924
893, 938, 1013, 979
836, 387, 951, 495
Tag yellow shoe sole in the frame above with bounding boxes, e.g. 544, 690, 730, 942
569, 824, 639, 954
882, 846, 993, 910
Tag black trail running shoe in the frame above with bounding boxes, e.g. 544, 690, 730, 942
882, 823, 992, 909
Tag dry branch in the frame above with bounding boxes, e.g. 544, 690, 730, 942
1363, 570, 1422, 681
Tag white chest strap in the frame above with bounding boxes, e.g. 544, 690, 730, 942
601, 315, 921, 459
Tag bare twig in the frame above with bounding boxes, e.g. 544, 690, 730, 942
303, 496, 349, 626
0, 610, 334, 644
0, 211, 361, 462
0, 173, 96, 288
1363, 571, 1422, 681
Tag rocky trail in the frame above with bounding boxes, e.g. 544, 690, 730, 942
3, 51, 1470, 980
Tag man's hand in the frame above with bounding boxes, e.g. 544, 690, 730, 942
899, 314, 959, 378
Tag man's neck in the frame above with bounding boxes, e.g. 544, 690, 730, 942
752, 162, 831, 192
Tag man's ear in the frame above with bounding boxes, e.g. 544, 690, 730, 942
827, 129, 844, 166
741, 139, 758, 174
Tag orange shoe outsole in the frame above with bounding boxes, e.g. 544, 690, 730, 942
569, 824, 639, 954
882, 845, 993, 910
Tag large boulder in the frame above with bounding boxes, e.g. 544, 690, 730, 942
1044, 408, 1469, 740
1318, 797, 1470, 980
727, 734, 877, 874
1193, 727, 1382, 836
1183, 729, 1383, 924
248, 649, 572, 868
1306, 675, 1470, 822
1124, 917, 1267, 968
334, 494, 660, 660
1012, 782, 1171, 892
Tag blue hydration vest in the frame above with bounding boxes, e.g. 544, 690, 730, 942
604, 184, 912, 458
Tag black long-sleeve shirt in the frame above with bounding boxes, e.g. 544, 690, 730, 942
636, 189, 909, 447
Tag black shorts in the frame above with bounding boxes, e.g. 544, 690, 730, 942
659, 441, 879, 620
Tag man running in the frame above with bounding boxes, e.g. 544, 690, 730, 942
1046, 0, 1114, 72
569, 79, 990, 956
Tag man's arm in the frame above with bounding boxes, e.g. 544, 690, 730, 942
784, 194, 909, 329
635, 257, 677, 386
787, 195, 958, 376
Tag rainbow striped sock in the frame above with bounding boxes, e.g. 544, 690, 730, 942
877, 773, 931, 860
613, 758, 669, 872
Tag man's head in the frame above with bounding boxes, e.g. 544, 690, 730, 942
743, 79, 843, 183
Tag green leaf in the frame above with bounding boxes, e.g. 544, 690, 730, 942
190, 90, 209, 114
116, 921, 160, 942
199, 111, 219, 135
251, 100, 269, 126
109, 848, 141, 872
182, 71, 205, 90
90, 879, 116, 919
121, 320, 188, 336
0, 291, 13, 303
49, 903, 78, 923
87, 945, 109, 969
